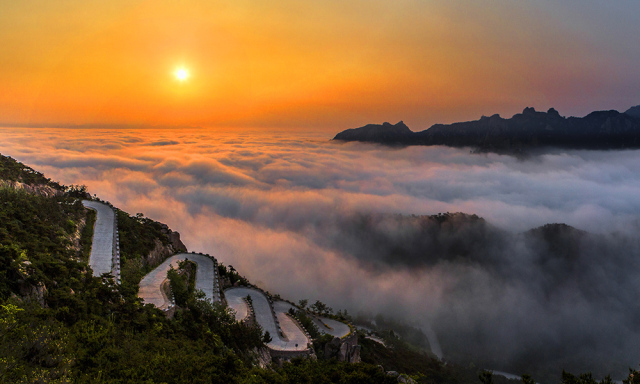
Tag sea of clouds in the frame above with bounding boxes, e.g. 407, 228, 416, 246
2, 127, 640, 379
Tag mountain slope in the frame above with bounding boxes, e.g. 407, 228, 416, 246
0, 153, 409, 383
333, 121, 413, 144
3, 152, 639, 383
334, 106, 640, 153
626, 105, 640, 118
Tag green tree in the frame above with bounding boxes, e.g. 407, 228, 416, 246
311, 300, 332, 316
624, 367, 640, 384
262, 330, 272, 344
562, 370, 614, 384
0, 301, 71, 383
521, 374, 536, 384
479, 370, 493, 384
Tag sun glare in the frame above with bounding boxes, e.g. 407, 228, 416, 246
175, 67, 189, 82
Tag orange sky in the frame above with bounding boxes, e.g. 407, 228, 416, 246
1, 0, 639, 129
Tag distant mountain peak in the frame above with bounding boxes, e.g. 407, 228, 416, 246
547, 107, 561, 117
625, 105, 640, 118
516, 106, 563, 120
333, 105, 640, 153
333, 120, 413, 143
382, 120, 407, 127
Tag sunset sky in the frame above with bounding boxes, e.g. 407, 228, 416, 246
2, 0, 639, 129
3, 1, 640, 373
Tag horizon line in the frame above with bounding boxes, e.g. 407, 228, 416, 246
2, 104, 637, 130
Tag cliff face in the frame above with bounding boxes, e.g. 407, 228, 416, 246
324, 334, 361, 363
146, 239, 178, 268
146, 228, 187, 268
168, 231, 187, 253
333, 106, 640, 152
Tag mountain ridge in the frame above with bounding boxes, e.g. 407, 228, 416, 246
333, 105, 640, 153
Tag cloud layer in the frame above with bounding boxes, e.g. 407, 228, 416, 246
2, 127, 640, 379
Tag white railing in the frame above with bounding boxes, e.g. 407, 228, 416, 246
104, 201, 121, 284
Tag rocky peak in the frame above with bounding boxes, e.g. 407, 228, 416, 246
547, 108, 562, 118
333, 121, 414, 143
382, 121, 410, 131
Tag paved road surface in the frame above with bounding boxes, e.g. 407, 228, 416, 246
224, 288, 250, 321
273, 301, 311, 350
139, 253, 220, 310
365, 335, 386, 347
419, 324, 443, 359
312, 316, 351, 338
82, 201, 115, 277
224, 287, 309, 351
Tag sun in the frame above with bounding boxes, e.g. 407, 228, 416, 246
174, 67, 189, 82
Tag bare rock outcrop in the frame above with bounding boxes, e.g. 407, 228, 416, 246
0, 180, 62, 197
143, 225, 187, 269
386, 371, 417, 384
324, 334, 361, 363
159, 223, 187, 252
19, 281, 47, 307
168, 231, 187, 253
254, 347, 272, 369
146, 239, 180, 269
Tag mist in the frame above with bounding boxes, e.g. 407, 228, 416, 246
2, 126, 640, 379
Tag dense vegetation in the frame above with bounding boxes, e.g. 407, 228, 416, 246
0, 154, 63, 190
167, 259, 197, 307
0, 186, 87, 307
78, 209, 96, 262
118, 209, 171, 287
288, 307, 321, 339
218, 263, 249, 287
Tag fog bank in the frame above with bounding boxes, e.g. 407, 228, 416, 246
2, 127, 640, 379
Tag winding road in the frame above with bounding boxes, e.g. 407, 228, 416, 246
225, 287, 311, 351
140, 255, 348, 354
82, 200, 119, 280
139, 253, 221, 310
80, 201, 431, 358
312, 316, 351, 338
273, 301, 312, 351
